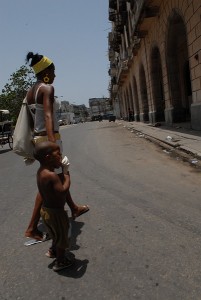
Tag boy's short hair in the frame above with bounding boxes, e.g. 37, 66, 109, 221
34, 141, 57, 162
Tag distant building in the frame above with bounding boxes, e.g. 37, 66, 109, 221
60, 100, 70, 112
70, 104, 89, 123
89, 97, 113, 118
56, 100, 88, 124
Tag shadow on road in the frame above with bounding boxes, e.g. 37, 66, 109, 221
48, 258, 89, 278
0, 148, 12, 154
70, 220, 85, 250
39, 218, 88, 277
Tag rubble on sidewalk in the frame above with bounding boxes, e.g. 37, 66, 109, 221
117, 120, 201, 169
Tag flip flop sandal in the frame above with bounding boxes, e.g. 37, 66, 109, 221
73, 205, 90, 220
53, 258, 74, 272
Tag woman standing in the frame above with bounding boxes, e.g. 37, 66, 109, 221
25, 52, 89, 240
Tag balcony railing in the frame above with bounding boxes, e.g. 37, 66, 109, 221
109, 0, 117, 9
109, 63, 117, 77
116, 58, 129, 84
108, 48, 115, 60
108, 32, 113, 43
118, 0, 127, 12
109, 8, 117, 22
112, 84, 118, 93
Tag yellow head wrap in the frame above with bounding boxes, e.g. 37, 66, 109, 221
32, 56, 53, 74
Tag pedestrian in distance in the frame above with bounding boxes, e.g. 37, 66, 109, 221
128, 108, 134, 122
34, 141, 74, 271
25, 52, 89, 241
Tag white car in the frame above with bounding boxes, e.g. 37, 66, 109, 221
58, 119, 68, 126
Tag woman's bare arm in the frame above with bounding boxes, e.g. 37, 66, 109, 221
42, 85, 56, 142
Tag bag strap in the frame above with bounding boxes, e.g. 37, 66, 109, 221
34, 83, 45, 103
23, 97, 27, 104
22, 97, 30, 112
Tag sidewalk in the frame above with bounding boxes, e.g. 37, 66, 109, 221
116, 120, 201, 167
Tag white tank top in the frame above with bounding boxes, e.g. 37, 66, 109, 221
28, 84, 59, 133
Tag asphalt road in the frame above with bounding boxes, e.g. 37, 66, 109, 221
1, 121, 201, 300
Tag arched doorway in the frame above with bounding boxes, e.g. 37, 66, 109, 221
166, 12, 192, 122
122, 91, 127, 120
129, 84, 135, 121
151, 46, 165, 122
139, 64, 149, 122
132, 76, 140, 121
125, 89, 130, 120
119, 89, 124, 119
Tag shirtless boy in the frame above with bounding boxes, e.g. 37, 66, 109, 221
34, 141, 74, 272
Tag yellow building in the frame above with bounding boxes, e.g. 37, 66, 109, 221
108, 0, 201, 129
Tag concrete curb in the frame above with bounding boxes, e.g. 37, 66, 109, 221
117, 121, 201, 169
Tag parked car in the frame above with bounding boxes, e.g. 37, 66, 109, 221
58, 119, 68, 126
108, 115, 116, 122
91, 115, 102, 121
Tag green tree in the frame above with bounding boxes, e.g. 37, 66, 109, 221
0, 65, 35, 123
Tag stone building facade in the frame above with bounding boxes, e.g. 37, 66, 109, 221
108, 0, 201, 129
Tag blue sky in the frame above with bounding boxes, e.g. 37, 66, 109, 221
0, 0, 110, 107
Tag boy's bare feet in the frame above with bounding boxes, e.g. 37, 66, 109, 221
25, 229, 43, 241
72, 205, 89, 220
